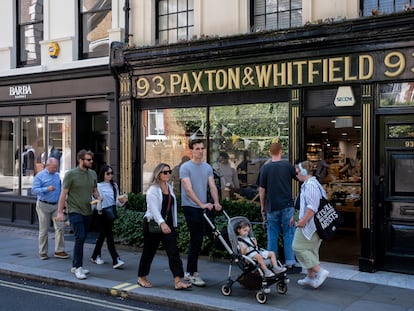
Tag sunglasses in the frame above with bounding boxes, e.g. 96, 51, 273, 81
105, 172, 113, 175
83, 158, 93, 161
161, 170, 172, 175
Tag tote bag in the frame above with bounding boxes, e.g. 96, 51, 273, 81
314, 196, 344, 240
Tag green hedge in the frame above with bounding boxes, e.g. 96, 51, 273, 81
113, 192, 268, 259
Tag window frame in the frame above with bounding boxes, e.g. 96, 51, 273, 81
361, 0, 414, 16
250, 0, 302, 32
16, 0, 44, 67
156, 0, 194, 44
78, 0, 112, 59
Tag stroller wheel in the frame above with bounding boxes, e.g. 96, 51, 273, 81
255, 291, 267, 304
221, 284, 232, 296
277, 282, 288, 294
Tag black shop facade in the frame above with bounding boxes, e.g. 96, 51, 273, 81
112, 13, 414, 274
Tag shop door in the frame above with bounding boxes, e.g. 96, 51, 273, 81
378, 115, 414, 274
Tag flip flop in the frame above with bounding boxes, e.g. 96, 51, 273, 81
137, 278, 152, 288
175, 280, 192, 290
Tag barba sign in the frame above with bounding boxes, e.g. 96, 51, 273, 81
9, 85, 32, 99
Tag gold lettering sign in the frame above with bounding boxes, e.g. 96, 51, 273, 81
405, 141, 414, 148
134, 49, 414, 98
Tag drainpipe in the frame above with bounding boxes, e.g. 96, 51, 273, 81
123, 0, 130, 44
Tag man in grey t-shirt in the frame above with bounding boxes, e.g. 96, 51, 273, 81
180, 139, 222, 286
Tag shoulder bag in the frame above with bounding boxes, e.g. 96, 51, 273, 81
314, 187, 344, 240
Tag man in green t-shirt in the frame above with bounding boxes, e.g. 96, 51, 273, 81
56, 149, 101, 280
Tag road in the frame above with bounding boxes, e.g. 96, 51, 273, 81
0, 274, 181, 311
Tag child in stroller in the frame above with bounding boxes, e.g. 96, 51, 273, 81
204, 211, 289, 304
236, 220, 286, 278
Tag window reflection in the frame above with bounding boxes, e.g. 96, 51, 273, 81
80, 0, 112, 58
142, 102, 290, 199
380, 82, 414, 107
0, 115, 71, 196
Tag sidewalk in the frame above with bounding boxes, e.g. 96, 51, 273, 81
0, 225, 413, 311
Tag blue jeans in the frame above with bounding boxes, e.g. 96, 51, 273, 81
266, 207, 296, 266
69, 212, 92, 269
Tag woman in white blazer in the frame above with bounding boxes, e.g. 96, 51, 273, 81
137, 163, 191, 290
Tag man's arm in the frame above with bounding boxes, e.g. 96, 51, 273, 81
56, 188, 68, 221
259, 187, 266, 217
208, 175, 222, 211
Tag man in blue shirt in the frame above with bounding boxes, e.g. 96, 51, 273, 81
32, 157, 68, 260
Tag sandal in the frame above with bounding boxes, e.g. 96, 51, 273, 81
137, 278, 152, 288
175, 280, 192, 290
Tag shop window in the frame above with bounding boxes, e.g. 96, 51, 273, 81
141, 103, 289, 196
361, 0, 413, 16
17, 0, 43, 67
79, 0, 112, 59
251, 0, 302, 32
157, 0, 194, 44
0, 115, 71, 196
380, 82, 414, 107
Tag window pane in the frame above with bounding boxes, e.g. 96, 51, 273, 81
0, 118, 19, 194
178, 0, 187, 11
81, 0, 111, 12
19, 0, 43, 23
178, 12, 187, 27
168, 13, 178, 29
48, 116, 71, 177
82, 10, 111, 57
159, 15, 168, 30
266, 0, 278, 12
380, 83, 414, 107
168, 0, 178, 13
169, 29, 177, 43
291, 0, 302, 9
278, 11, 290, 29
210, 103, 290, 189
143, 107, 206, 191
177, 27, 187, 40
81, 0, 111, 58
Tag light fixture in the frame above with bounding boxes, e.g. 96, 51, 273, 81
321, 131, 328, 134
341, 132, 348, 136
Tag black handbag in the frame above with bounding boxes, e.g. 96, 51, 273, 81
147, 219, 162, 233
102, 205, 117, 222
314, 196, 344, 240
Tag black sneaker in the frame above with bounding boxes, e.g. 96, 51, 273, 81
285, 265, 302, 274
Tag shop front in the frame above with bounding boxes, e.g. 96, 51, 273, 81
0, 66, 116, 227
112, 14, 414, 274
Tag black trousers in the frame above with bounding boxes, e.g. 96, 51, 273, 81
91, 212, 119, 265
182, 206, 215, 274
138, 221, 184, 278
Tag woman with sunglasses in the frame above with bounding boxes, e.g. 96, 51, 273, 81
137, 163, 191, 290
90, 165, 128, 269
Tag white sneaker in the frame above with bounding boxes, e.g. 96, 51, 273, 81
312, 268, 329, 288
273, 265, 287, 274
90, 256, 104, 265
71, 267, 89, 275
264, 269, 276, 278
297, 276, 315, 286
73, 267, 87, 280
184, 272, 206, 287
113, 258, 125, 269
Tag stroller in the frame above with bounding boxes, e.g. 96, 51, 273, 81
204, 211, 289, 304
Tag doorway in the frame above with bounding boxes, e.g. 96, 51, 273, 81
377, 115, 414, 273
304, 116, 362, 265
